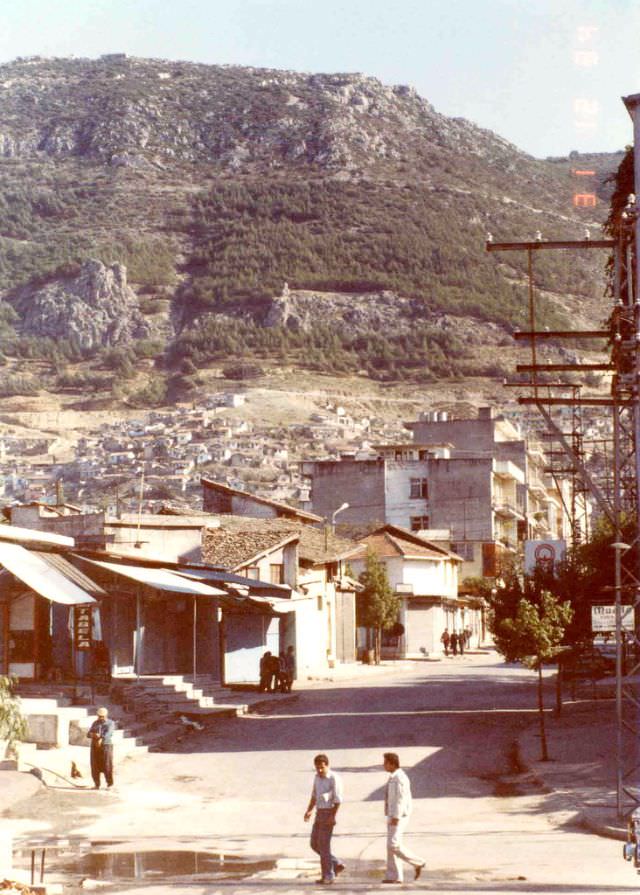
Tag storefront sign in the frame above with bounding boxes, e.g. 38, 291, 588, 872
591, 604, 634, 632
74, 605, 92, 650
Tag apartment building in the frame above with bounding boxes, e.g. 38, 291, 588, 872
301, 407, 579, 580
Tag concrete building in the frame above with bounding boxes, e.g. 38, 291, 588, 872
301, 407, 578, 580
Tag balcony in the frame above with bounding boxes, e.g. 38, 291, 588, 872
492, 501, 525, 520
493, 460, 526, 484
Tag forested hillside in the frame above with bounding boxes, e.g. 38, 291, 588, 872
0, 55, 623, 403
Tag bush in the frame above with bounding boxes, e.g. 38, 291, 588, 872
222, 362, 263, 380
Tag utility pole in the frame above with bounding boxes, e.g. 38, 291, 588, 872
487, 223, 640, 817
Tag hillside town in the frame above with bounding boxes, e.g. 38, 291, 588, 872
0, 402, 593, 696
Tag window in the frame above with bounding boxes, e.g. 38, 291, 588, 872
452, 542, 474, 561
246, 567, 260, 580
409, 477, 428, 499
270, 563, 284, 584
410, 516, 430, 531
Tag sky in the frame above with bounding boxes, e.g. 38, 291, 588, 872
1, 0, 639, 159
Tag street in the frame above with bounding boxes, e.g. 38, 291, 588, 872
7, 654, 638, 893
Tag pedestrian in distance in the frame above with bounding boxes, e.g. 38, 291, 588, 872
382, 752, 426, 884
458, 630, 464, 656
259, 651, 272, 692
450, 631, 458, 656
267, 651, 281, 691
284, 644, 295, 692
440, 629, 450, 656
304, 753, 345, 885
277, 650, 288, 692
87, 706, 116, 790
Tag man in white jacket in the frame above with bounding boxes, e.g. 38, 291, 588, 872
382, 752, 426, 884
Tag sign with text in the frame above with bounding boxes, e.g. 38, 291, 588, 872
74, 605, 93, 651
591, 604, 634, 632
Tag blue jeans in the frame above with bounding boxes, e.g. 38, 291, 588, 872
311, 810, 339, 881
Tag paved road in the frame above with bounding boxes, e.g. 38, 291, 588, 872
8, 655, 638, 892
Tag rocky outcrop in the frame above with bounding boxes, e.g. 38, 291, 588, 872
263, 285, 417, 333
19, 259, 151, 349
262, 285, 509, 346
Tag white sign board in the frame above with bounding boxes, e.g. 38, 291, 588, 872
591, 604, 635, 632
524, 539, 566, 574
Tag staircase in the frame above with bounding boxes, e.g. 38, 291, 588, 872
110, 675, 250, 724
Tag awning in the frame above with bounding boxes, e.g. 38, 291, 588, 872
0, 542, 95, 605
78, 557, 228, 597
34, 552, 107, 599
175, 567, 293, 597
0, 523, 74, 547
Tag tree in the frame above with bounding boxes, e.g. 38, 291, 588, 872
0, 675, 27, 757
492, 588, 573, 761
358, 549, 400, 664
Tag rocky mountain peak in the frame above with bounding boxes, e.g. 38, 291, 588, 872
0, 55, 529, 174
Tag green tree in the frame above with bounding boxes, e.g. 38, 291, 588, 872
492, 589, 573, 761
358, 549, 400, 664
0, 674, 27, 757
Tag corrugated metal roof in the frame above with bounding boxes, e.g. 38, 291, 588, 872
0, 542, 95, 605
79, 557, 228, 596
0, 523, 74, 547
34, 551, 107, 598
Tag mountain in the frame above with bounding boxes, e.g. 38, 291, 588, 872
0, 55, 623, 405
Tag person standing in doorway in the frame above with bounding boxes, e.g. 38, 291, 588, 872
304, 754, 345, 885
87, 706, 116, 790
382, 752, 426, 884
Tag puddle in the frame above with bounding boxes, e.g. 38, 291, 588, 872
52, 850, 276, 881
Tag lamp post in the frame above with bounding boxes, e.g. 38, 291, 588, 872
612, 540, 631, 817
324, 502, 350, 552
331, 502, 350, 532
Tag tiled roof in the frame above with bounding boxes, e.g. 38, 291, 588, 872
202, 515, 356, 566
202, 525, 299, 570
345, 525, 460, 562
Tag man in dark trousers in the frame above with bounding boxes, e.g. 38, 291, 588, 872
87, 706, 116, 790
304, 753, 345, 884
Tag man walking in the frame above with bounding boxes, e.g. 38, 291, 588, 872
304, 754, 345, 885
382, 752, 426, 884
87, 706, 116, 790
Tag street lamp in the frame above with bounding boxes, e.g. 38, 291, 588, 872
331, 502, 350, 531
324, 502, 350, 552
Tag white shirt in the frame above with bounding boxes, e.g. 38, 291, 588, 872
385, 768, 412, 819
312, 770, 343, 810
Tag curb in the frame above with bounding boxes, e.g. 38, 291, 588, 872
515, 724, 628, 843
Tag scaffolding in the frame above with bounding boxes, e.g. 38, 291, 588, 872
486, 222, 640, 815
